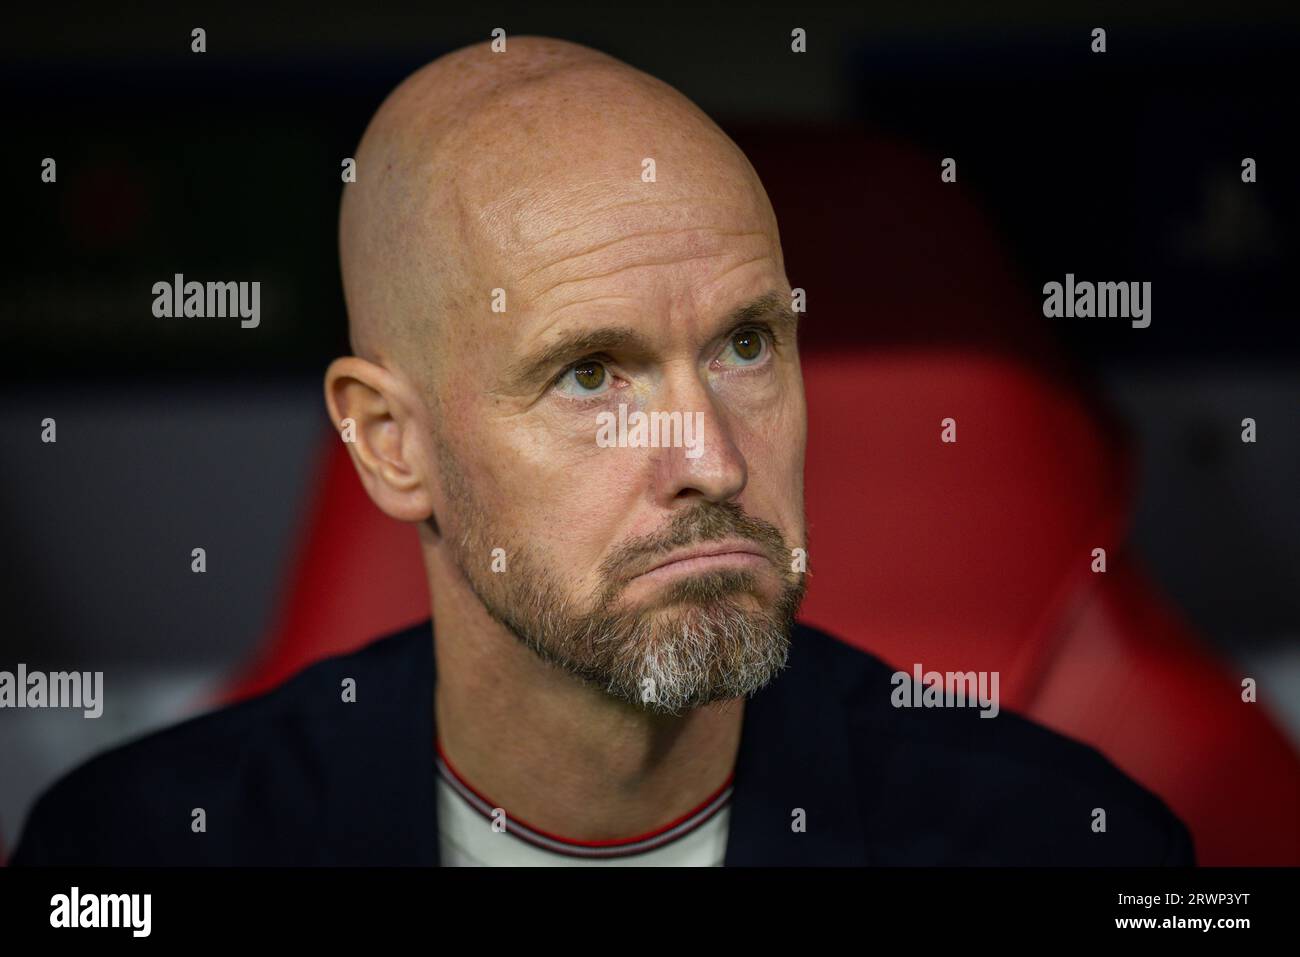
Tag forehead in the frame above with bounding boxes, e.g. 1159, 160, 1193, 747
468, 164, 783, 334
434, 80, 785, 369
541, 184, 769, 279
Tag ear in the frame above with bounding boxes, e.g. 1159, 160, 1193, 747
323, 357, 436, 523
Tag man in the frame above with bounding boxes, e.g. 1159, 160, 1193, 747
12, 36, 1193, 866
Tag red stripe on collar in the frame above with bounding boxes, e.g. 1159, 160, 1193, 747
435, 736, 733, 858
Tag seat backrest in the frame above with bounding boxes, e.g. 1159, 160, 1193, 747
219, 439, 428, 703
218, 128, 1300, 864
798, 349, 1129, 708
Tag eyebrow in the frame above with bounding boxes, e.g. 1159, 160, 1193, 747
509, 291, 798, 387
732, 291, 799, 335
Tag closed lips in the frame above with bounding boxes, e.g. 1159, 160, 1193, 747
635, 542, 768, 579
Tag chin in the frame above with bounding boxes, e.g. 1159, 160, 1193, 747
623, 571, 773, 616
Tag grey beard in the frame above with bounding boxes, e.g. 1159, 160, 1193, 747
433, 433, 805, 713
449, 513, 804, 715
486, 566, 803, 714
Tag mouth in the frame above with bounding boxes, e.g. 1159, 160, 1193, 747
627, 539, 772, 587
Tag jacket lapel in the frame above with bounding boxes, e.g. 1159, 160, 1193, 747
725, 625, 869, 865
318, 621, 441, 865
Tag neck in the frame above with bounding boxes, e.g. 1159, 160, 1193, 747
427, 548, 745, 842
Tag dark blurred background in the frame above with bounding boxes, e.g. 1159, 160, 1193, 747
2, 2, 1297, 853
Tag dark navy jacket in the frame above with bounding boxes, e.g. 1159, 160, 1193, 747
11, 620, 1195, 866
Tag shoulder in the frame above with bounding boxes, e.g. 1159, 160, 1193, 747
9, 622, 431, 866
789, 622, 1195, 865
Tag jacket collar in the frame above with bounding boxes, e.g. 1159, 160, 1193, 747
347, 619, 867, 866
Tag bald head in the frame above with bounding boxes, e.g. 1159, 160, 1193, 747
338, 36, 779, 396
328, 35, 805, 717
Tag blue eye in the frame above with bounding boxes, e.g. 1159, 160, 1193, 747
556, 360, 609, 396
721, 329, 767, 366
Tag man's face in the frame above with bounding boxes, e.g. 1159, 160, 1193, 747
428, 153, 807, 714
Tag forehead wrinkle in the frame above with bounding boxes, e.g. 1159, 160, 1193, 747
540, 294, 641, 319
475, 163, 768, 246
521, 195, 757, 248
516, 226, 768, 290
527, 263, 787, 359
525, 247, 762, 305
503, 191, 763, 261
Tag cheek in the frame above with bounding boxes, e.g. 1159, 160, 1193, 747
733, 387, 807, 536
466, 415, 644, 575
755, 438, 807, 533
734, 378, 806, 475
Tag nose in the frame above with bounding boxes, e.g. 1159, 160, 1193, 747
649, 373, 748, 507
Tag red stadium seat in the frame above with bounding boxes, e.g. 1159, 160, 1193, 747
218, 129, 1300, 865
